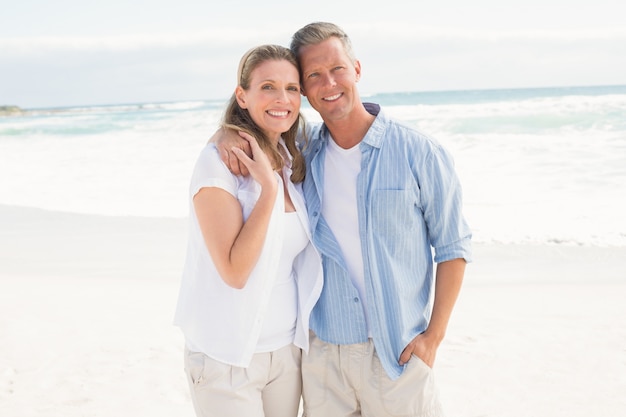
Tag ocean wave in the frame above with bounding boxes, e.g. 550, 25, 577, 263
12, 99, 225, 116
470, 234, 626, 248
387, 94, 626, 136
140, 101, 208, 111
2, 86, 625, 247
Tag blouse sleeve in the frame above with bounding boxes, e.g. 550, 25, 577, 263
189, 143, 238, 199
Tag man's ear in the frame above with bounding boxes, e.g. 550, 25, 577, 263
235, 86, 247, 109
354, 59, 362, 82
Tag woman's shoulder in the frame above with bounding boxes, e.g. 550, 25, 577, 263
190, 143, 240, 191
197, 142, 221, 161
194, 143, 232, 172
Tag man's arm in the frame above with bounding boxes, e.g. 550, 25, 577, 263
209, 127, 252, 176
398, 257, 466, 367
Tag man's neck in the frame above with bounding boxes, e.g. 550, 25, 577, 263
325, 103, 376, 149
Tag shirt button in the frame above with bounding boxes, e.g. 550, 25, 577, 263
313, 211, 318, 217
353, 297, 359, 303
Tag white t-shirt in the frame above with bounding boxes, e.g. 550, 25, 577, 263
174, 143, 323, 367
322, 137, 370, 333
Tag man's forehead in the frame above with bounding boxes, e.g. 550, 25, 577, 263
299, 40, 349, 69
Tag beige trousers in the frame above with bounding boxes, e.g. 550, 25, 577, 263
184, 344, 302, 417
302, 333, 444, 417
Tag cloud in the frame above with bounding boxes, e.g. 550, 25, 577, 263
0, 29, 292, 107
2, 23, 625, 57
352, 24, 626, 94
348, 22, 626, 42
0, 28, 291, 53
2, 23, 625, 108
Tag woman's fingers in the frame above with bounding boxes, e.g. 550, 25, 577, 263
238, 131, 262, 155
237, 131, 256, 154
231, 146, 253, 165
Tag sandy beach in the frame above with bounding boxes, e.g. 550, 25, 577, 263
1, 204, 625, 417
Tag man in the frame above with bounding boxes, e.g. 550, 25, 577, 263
216, 22, 472, 417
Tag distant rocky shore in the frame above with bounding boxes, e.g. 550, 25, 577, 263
0, 105, 25, 116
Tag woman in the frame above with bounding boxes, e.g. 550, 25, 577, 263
173, 45, 323, 417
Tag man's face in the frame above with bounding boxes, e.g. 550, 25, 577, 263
298, 37, 361, 123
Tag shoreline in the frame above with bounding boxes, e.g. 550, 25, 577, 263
2, 203, 625, 283
0, 204, 187, 281
1, 204, 625, 416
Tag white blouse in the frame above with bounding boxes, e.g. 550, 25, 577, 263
173, 143, 323, 368
256, 211, 308, 352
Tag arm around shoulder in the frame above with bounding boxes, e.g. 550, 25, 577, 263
210, 127, 253, 176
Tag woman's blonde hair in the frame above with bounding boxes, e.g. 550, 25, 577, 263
222, 44, 307, 183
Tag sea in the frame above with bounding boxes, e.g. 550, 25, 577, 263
1, 85, 626, 247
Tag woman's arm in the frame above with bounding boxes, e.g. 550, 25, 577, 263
194, 135, 278, 289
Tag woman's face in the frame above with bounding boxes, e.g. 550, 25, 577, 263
236, 59, 301, 141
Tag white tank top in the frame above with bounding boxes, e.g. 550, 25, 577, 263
256, 210, 308, 352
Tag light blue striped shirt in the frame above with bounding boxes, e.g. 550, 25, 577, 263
303, 103, 472, 380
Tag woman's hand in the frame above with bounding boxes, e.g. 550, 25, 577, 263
231, 131, 277, 192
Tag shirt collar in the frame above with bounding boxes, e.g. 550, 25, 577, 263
361, 103, 385, 149
318, 102, 386, 149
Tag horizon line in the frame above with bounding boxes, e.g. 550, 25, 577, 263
3, 83, 626, 113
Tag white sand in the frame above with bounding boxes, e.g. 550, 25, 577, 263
1, 204, 625, 417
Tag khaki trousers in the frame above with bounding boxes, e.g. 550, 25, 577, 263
184, 344, 302, 417
302, 333, 444, 417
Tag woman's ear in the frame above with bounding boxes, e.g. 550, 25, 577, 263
235, 86, 247, 109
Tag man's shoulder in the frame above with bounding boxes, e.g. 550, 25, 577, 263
380, 116, 437, 148
304, 121, 325, 141
369, 104, 422, 138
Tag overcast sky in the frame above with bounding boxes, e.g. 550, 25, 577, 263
1, 0, 625, 108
